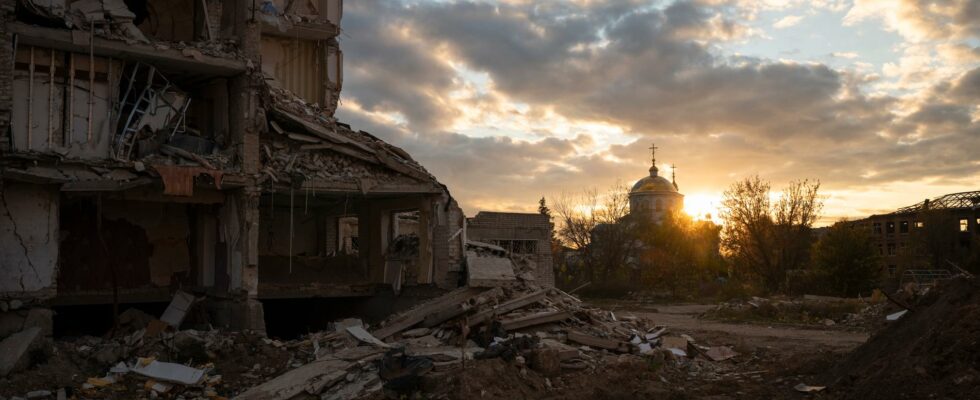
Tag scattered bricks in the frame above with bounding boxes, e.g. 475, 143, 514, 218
0, 327, 44, 377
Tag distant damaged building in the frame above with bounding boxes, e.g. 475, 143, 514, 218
0, 0, 465, 335
855, 191, 979, 286
466, 212, 555, 287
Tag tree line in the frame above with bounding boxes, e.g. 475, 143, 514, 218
545, 176, 901, 299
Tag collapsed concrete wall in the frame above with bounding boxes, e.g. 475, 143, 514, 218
0, 183, 59, 298
0, 0, 467, 336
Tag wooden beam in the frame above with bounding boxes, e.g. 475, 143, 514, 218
270, 107, 374, 153
372, 287, 486, 340
566, 331, 630, 353
422, 287, 503, 328
468, 289, 548, 327
61, 177, 155, 191
261, 21, 339, 41
8, 23, 246, 76
500, 310, 571, 331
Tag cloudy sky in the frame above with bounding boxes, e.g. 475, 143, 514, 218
334, 0, 980, 224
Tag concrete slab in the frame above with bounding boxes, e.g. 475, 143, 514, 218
0, 327, 43, 376
466, 251, 516, 287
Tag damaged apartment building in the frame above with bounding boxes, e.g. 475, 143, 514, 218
0, 0, 472, 338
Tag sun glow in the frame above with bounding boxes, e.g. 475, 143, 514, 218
684, 193, 723, 223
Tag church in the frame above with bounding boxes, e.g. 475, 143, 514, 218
629, 145, 684, 224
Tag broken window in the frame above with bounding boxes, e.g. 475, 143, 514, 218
886, 221, 895, 234
392, 211, 420, 238
872, 222, 882, 235
489, 240, 538, 255
960, 219, 969, 232
338, 216, 359, 254
11, 46, 123, 157
900, 221, 909, 234
887, 243, 896, 255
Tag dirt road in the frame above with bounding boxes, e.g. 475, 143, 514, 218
613, 303, 869, 351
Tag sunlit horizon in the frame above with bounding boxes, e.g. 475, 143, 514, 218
335, 1, 979, 224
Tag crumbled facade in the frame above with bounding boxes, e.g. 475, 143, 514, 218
855, 191, 979, 285
466, 211, 555, 287
0, 0, 465, 336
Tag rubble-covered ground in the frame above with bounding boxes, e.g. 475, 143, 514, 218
1, 276, 975, 400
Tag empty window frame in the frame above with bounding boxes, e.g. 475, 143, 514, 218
338, 216, 359, 254
886, 221, 895, 234
489, 239, 538, 255
960, 219, 969, 232
873, 222, 882, 235
900, 221, 909, 233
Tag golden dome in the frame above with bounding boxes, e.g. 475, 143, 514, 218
631, 144, 679, 194
631, 172, 678, 193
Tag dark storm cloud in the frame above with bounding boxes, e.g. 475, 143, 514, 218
335, 0, 979, 213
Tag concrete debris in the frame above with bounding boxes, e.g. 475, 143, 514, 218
886, 309, 908, 321
466, 251, 517, 287
159, 291, 196, 328
704, 346, 739, 362
24, 0, 149, 43
794, 383, 827, 393
0, 327, 45, 377
345, 326, 391, 348
128, 358, 205, 385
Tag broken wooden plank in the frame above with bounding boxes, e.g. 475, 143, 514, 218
566, 331, 630, 353
345, 326, 390, 348
270, 107, 374, 153
468, 289, 548, 328
269, 120, 285, 135
233, 359, 350, 400
550, 287, 582, 304
422, 287, 503, 328
8, 22, 245, 76
373, 147, 432, 182
287, 132, 322, 143
372, 287, 486, 340
501, 310, 572, 331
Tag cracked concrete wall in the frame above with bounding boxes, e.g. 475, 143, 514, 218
0, 183, 58, 298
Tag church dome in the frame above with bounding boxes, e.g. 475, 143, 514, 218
631, 166, 678, 193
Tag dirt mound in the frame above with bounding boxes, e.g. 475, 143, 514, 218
825, 277, 980, 399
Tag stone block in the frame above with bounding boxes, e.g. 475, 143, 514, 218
0, 311, 26, 339
0, 327, 44, 376
22, 308, 53, 337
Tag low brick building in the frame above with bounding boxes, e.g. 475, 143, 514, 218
466, 211, 555, 287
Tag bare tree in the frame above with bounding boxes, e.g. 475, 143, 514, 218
721, 176, 823, 293
551, 184, 635, 285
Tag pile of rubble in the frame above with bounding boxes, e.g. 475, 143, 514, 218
2, 280, 753, 399
234, 279, 746, 399
823, 276, 980, 400
259, 84, 439, 188
704, 295, 887, 329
